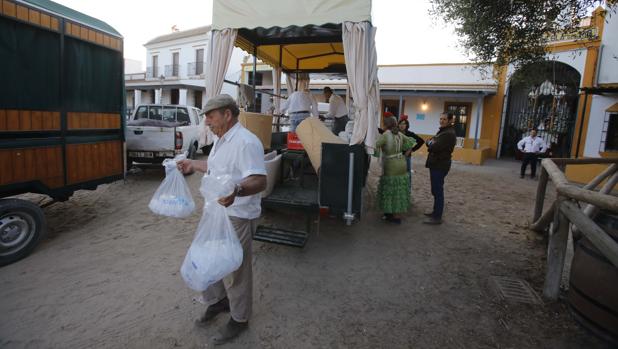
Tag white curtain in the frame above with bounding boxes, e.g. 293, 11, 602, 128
200, 28, 237, 146
342, 21, 379, 154
272, 67, 282, 114
205, 28, 238, 99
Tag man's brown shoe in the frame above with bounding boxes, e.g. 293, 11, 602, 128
195, 298, 229, 327
213, 318, 248, 345
423, 212, 434, 217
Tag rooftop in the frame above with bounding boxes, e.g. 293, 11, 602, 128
145, 25, 211, 46
18, 0, 121, 37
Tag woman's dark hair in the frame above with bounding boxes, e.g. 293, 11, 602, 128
398, 119, 410, 131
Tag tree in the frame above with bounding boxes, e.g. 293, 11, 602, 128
429, 0, 611, 68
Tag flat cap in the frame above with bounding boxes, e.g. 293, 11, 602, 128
200, 94, 237, 115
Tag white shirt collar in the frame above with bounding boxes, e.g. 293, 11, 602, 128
213, 122, 241, 155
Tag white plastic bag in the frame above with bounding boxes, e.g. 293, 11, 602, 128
148, 154, 195, 218
180, 173, 243, 291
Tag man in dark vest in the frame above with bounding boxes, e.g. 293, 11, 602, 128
424, 112, 457, 225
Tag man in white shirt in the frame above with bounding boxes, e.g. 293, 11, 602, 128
178, 94, 266, 345
280, 88, 318, 132
323, 86, 349, 135
517, 128, 548, 179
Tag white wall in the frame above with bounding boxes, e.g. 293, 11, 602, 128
144, 31, 246, 100
598, 10, 618, 84
146, 33, 209, 79
584, 94, 618, 157
379, 64, 496, 86
399, 96, 483, 138
506, 49, 587, 87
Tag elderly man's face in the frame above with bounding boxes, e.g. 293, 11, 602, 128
324, 91, 332, 101
205, 108, 233, 137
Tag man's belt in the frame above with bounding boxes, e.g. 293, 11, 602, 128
335, 114, 348, 119
289, 110, 310, 115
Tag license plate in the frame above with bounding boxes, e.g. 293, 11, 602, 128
129, 151, 153, 158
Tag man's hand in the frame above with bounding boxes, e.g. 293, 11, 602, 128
176, 159, 194, 174
405, 149, 413, 157
217, 189, 237, 207
177, 159, 207, 174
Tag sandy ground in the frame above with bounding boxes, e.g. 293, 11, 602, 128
0, 154, 613, 349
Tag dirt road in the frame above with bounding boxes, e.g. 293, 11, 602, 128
0, 156, 611, 348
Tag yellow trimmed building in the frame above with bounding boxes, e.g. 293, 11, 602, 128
240, 7, 617, 181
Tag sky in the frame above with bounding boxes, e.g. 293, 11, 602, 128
52, 0, 470, 67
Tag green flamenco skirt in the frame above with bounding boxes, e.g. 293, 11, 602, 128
378, 174, 410, 214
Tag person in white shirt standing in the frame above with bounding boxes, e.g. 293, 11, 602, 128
323, 86, 349, 135
517, 128, 548, 179
280, 87, 318, 132
177, 94, 266, 345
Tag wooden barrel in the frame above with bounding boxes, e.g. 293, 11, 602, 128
568, 210, 618, 345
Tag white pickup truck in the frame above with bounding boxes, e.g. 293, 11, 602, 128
126, 104, 211, 165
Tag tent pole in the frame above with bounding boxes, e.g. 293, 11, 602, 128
253, 46, 258, 112
279, 45, 283, 96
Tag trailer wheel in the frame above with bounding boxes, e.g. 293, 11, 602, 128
0, 199, 46, 267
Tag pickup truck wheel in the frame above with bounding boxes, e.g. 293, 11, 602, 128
0, 199, 46, 267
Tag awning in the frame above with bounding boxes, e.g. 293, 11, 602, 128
234, 24, 346, 73
607, 103, 618, 113
214, 0, 370, 73
212, 0, 370, 30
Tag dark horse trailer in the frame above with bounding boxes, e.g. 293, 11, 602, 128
0, 0, 125, 265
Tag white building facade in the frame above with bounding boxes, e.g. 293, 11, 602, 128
125, 26, 244, 113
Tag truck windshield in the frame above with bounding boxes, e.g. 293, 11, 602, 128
134, 106, 190, 125
149, 106, 162, 120
135, 106, 148, 119
162, 106, 176, 122
177, 108, 190, 124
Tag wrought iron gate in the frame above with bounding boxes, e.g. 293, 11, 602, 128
501, 61, 581, 158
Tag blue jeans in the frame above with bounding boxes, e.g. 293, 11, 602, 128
290, 113, 310, 132
429, 169, 448, 219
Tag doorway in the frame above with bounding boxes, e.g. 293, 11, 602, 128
382, 99, 404, 118
501, 61, 581, 158
171, 89, 179, 105
444, 102, 472, 138
194, 90, 203, 109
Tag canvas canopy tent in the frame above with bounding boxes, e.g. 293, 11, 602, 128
207, 0, 379, 152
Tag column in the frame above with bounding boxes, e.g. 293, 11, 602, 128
179, 88, 188, 105
155, 89, 162, 104
134, 89, 142, 107
473, 95, 484, 149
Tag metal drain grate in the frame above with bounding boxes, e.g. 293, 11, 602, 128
491, 276, 541, 304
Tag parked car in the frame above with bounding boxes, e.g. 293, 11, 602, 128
126, 104, 208, 165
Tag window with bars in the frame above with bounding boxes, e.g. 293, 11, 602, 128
601, 112, 618, 152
